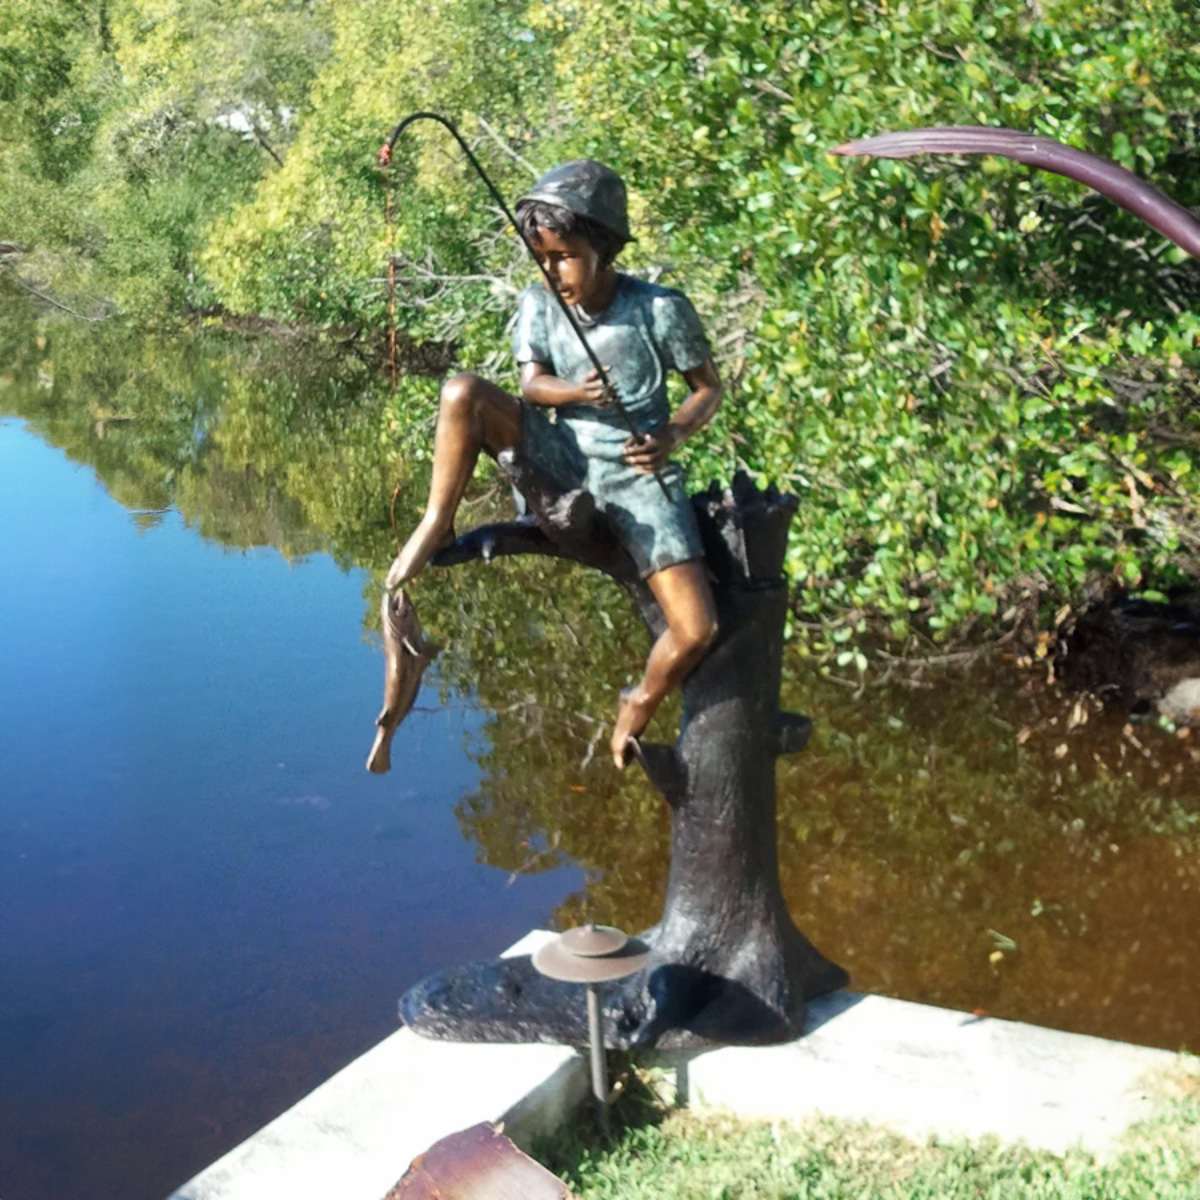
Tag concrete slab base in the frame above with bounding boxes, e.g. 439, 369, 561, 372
168, 933, 584, 1200
167, 930, 1185, 1199
673, 989, 1181, 1156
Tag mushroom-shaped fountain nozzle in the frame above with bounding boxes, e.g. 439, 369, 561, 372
560, 924, 628, 957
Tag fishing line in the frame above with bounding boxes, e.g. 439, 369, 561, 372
380, 146, 398, 393
380, 148, 402, 548
378, 111, 673, 502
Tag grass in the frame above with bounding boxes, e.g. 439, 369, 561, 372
536, 1058, 1200, 1199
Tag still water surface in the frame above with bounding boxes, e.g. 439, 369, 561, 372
1, 320, 1197, 1200
0, 417, 581, 1200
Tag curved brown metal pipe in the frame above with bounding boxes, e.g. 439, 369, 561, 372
832, 126, 1200, 259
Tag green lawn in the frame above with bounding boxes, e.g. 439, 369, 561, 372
538, 1059, 1200, 1200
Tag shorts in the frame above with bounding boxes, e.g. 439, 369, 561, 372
520, 403, 705, 579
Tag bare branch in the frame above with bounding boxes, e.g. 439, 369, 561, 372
546, 592, 582, 647
384, 260, 521, 297
249, 123, 285, 168
745, 77, 793, 103
2, 267, 115, 322
994, 361, 1052, 397
475, 116, 540, 178
877, 631, 1017, 669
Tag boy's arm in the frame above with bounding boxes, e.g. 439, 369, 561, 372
520, 361, 614, 408
624, 360, 723, 474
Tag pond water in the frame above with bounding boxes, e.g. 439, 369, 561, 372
1, 313, 1196, 1200
0, 414, 580, 1200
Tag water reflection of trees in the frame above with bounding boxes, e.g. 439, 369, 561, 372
1, 296, 404, 565
5, 303, 1196, 1050
455, 576, 1199, 1047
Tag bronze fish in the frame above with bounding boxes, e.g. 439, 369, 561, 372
366, 588, 439, 774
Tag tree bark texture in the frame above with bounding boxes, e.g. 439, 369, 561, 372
399, 455, 848, 1049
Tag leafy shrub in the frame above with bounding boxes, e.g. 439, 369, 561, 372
4, 0, 1198, 641
544, 0, 1200, 637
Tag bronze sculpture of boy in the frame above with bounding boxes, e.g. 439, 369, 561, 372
385, 160, 724, 767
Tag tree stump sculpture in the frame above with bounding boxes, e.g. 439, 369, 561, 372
400, 453, 848, 1049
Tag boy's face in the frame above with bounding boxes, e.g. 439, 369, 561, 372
530, 227, 611, 309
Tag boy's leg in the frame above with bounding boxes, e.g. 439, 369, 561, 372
611, 560, 718, 767
386, 373, 522, 589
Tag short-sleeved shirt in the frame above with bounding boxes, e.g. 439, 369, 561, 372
512, 274, 712, 459
510, 274, 713, 578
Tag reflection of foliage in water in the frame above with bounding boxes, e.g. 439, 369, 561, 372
0, 294, 401, 568
4, 306, 1196, 1050
448, 566, 1199, 1048
774, 664, 1199, 1050
413, 436, 1199, 1049
420, 552, 674, 902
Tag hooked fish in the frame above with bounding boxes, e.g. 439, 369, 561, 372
366, 588, 439, 774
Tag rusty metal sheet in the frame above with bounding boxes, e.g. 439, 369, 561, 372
385, 1122, 574, 1200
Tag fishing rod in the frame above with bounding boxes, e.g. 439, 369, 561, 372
378, 111, 673, 502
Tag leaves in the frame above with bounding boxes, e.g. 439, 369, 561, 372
3, 0, 1198, 640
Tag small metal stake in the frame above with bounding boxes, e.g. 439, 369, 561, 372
585, 982, 609, 1134
531, 923, 650, 1135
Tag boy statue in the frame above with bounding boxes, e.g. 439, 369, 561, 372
385, 160, 723, 768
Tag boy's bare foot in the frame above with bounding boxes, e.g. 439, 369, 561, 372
611, 685, 652, 769
385, 521, 456, 591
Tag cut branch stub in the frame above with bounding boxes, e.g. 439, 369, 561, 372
631, 740, 687, 808
776, 712, 814, 757
692, 473, 799, 588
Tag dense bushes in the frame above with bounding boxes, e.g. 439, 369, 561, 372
550, 0, 1200, 638
3, 0, 1198, 642
0, 0, 331, 314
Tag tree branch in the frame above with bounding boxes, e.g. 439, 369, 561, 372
424, 446, 637, 583
2, 267, 115, 322
383, 261, 521, 296
631, 740, 687, 808
474, 116, 540, 178
249, 123, 285, 168
431, 517, 638, 583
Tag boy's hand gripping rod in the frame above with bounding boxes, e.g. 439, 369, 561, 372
379, 111, 674, 502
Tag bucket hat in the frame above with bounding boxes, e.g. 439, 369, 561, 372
517, 159, 631, 244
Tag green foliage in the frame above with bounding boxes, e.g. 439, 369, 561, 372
0, 0, 332, 315
539, 1066, 1200, 1199
548, 0, 1200, 637
199, 0, 551, 335
4, 0, 1198, 638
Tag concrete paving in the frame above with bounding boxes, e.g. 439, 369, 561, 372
167, 930, 1185, 1199
676, 989, 1181, 1155
167, 932, 583, 1200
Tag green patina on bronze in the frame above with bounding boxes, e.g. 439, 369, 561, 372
513, 274, 711, 577
517, 159, 633, 246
